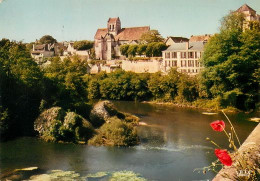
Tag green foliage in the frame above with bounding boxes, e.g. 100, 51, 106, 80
39, 35, 57, 44
120, 44, 129, 57
38, 109, 94, 143
0, 107, 9, 140
127, 45, 138, 57
145, 42, 167, 57
201, 11, 260, 110
140, 30, 164, 43
73, 40, 94, 50
137, 44, 147, 56
88, 117, 139, 146
176, 75, 199, 102
0, 39, 43, 138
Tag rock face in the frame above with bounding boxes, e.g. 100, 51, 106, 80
34, 107, 66, 136
34, 107, 94, 143
89, 101, 118, 127
88, 101, 140, 146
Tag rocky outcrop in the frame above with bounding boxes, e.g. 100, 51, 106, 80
89, 101, 119, 127
34, 107, 66, 136
88, 101, 140, 146
34, 107, 94, 143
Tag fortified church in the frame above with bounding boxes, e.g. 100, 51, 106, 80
94, 17, 150, 60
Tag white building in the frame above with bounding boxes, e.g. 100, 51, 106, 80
162, 41, 205, 75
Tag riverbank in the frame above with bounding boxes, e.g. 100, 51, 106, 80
142, 99, 243, 113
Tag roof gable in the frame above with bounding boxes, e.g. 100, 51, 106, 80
108, 17, 120, 24
236, 4, 256, 13
95, 28, 108, 39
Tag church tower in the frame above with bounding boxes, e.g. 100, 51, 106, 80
107, 17, 121, 36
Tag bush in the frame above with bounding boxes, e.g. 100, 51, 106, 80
88, 117, 139, 146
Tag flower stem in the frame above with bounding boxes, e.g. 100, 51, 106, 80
222, 110, 241, 146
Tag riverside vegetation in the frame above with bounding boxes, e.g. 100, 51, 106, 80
0, 11, 259, 142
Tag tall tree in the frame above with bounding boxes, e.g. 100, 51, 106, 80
200, 11, 260, 110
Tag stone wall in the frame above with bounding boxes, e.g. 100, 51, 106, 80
213, 123, 260, 180
122, 60, 162, 73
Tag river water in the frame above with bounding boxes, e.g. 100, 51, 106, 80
0, 101, 258, 180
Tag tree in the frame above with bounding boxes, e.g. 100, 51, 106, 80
140, 30, 164, 43
127, 45, 138, 57
39, 35, 57, 44
120, 44, 129, 57
73, 40, 94, 50
137, 44, 147, 56
200, 11, 260, 110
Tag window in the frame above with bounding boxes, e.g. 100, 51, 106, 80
188, 52, 194, 58
112, 25, 114, 30
172, 52, 177, 58
195, 52, 197, 58
188, 69, 190, 73
165, 52, 170, 59
181, 52, 186, 58
174, 61, 177, 66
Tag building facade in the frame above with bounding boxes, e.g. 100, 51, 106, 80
94, 17, 150, 60
162, 41, 205, 75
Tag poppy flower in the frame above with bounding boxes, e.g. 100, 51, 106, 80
210, 120, 225, 132
215, 149, 232, 166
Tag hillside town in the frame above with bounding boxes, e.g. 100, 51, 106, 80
30, 4, 259, 76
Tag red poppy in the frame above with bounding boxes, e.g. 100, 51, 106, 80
215, 149, 232, 166
210, 120, 225, 132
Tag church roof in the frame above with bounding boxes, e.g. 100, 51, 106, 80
189, 34, 212, 42
94, 28, 108, 39
236, 4, 256, 13
108, 17, 120, 23
115, 26, 150, 41
94, 26, 150, 41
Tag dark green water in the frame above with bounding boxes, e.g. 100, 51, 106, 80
0, 101, 258, 181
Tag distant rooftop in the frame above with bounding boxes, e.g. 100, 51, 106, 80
163, 41, 205, 52
236, 4, 256, 13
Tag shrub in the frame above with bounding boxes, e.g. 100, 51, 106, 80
88, 117, 139, 146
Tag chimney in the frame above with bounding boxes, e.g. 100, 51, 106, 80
33, 44, 35, 51
186, 42, 189, 50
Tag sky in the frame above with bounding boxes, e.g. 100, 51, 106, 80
0, 0, 259, 43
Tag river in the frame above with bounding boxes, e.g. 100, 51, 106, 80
0, 101, 258, 180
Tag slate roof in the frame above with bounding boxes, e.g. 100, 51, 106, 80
163, 41, 205, 52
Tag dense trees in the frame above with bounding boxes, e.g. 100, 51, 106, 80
73, 40, 94, 50
0, 39, 43, 140
120, 42, 167, 58
200, 12, 260, 110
